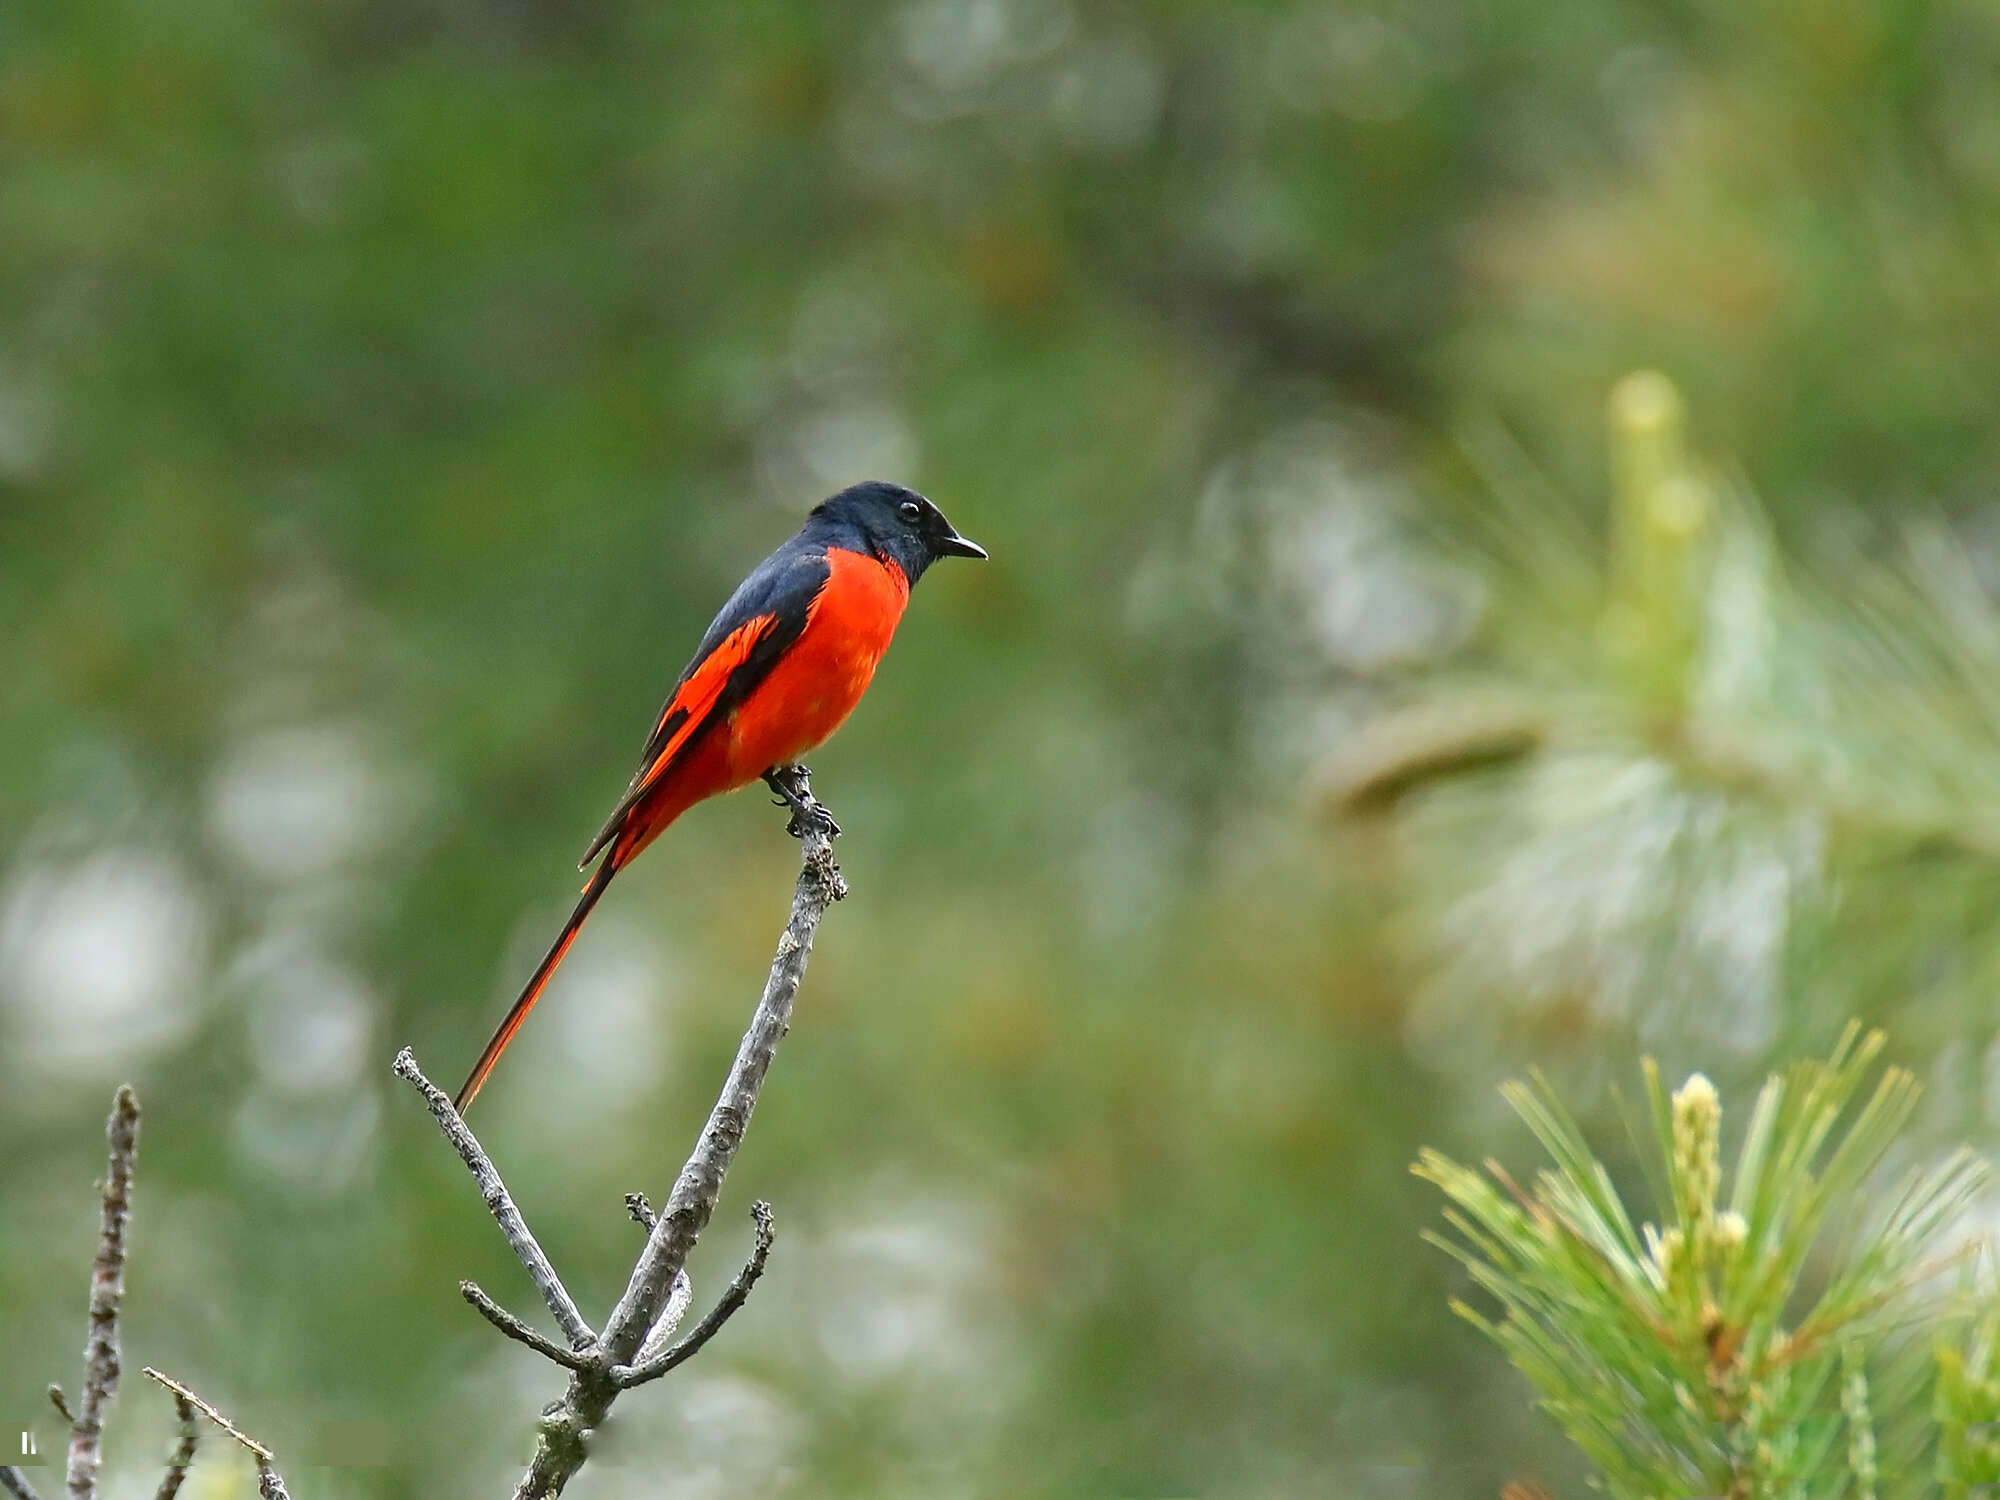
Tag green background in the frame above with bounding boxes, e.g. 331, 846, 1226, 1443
7, 1, 2000, 1495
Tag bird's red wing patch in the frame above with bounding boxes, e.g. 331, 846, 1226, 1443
635, 612, 779, 793
577, 611, 786, 869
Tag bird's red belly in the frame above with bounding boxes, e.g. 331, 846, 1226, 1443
724, 549, 908, 779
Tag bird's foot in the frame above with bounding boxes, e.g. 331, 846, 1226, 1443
763, 765, 841, 840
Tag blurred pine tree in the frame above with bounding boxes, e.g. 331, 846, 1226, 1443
1332, 372, 2000, 1076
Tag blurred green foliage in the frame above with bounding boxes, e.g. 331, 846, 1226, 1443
8, 1, 2000, 1496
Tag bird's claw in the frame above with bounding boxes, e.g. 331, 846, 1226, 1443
784, 806, 841, 840
763, 766, 840, 840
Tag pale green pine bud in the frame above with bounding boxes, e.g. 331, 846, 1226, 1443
1671, 1072, 1721, 1241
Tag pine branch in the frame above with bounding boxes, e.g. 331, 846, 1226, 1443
1333, 373, 2000, 1063
1418, 1027, 1993, 1499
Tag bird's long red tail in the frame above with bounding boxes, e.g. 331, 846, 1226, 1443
454, 856, 618, 1112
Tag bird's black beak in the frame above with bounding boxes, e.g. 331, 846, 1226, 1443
937, 529, 988, 560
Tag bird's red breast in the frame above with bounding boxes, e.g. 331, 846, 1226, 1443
726, 547, 910, 775
607, 547, 908, 868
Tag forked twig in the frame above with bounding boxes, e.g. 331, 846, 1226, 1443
401, 764, 834, 1500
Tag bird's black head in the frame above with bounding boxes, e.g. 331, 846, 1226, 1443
806, 481, 987, 585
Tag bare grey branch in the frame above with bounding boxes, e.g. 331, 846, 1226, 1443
67, 1085, 138, 1500
1, 1468, 44, 1500
461, 1282, 594, 1371
615, 1201, 776, 1388
392, 1048, 595, 1350
624, 1193, 655, 1232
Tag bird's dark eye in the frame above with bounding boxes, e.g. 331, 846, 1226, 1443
898, 499, 923, 524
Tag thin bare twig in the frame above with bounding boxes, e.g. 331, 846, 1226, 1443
393, 1048, 595, 1350
67, 1085, 138, 1500
140, 1370, 291, 1500
1, 1468, 43, 1500
138, 1372, 269, 1462
624, 1193, 655, 1231
616, 1200, 776, 1387
461, 1282, 594, 1371
151, 1395, 198, 1500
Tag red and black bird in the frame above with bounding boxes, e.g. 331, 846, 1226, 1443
455, 481, 986, 1111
